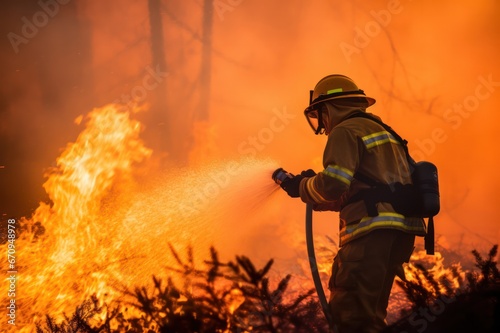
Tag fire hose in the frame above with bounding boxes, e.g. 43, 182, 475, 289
272, 169, 334, 330
306, 203, 335, 330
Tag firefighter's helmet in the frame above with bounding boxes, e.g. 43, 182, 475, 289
304, 74, 376, 134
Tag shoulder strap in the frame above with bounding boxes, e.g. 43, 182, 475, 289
345, 112, 416, 166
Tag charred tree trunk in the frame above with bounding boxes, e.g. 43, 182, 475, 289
198, 0, 213, 121
148, 0, 174, 161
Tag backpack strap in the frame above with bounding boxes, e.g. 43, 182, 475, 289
425, 216, 435, 255
345, 112, 415, 166
343, 170, 386, 217
342, 112, 412, 216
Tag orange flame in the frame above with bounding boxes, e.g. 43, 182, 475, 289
404, 250, 466, 296
1, 103, 286, 332
2, 104, 151, 331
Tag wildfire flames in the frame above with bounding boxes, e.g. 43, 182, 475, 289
404, 249, 466, 295
2, 104, 469, 332
1, 104, 283, 331
2, 105, 152, 331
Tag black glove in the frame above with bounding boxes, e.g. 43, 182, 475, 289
300, 169, 317, 177
280, 174, 304, 198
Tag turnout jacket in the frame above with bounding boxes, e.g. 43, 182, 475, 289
299, 105, 426, 246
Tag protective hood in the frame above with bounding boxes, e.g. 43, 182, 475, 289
324, 102, 368, 134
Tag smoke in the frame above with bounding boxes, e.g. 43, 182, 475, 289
209, 0, 500, 251
1, 0, 499, 266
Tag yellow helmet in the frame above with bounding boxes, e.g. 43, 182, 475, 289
304, 74, 376, 134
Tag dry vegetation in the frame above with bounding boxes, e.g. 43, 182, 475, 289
36, 245, 499, 333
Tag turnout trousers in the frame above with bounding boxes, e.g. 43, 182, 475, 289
328, 229, 415, 333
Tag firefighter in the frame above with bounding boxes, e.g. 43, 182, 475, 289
279, 74, 427, 333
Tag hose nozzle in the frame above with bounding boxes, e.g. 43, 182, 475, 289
272, 168, 293, 185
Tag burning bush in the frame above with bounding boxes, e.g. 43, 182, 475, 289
36, 245, 328, 333
383, 245, 500, 333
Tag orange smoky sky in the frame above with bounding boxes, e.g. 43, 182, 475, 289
1, 0, 500, 256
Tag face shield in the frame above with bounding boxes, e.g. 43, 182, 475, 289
304, 105, 326, 135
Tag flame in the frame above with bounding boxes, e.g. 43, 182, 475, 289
225, 288, 245, 315
1, 104, 286, 332
1, 104, 151, 331
403, 250, 466, 296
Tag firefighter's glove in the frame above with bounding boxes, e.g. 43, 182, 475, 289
280, 175, 304, 198
300, 169, 317, 177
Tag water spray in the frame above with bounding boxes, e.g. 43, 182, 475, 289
272, 168, 334, 330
